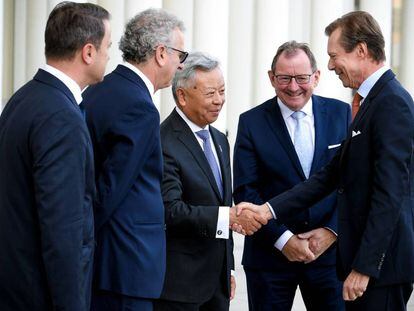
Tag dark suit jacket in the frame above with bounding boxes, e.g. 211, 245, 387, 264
0, 69, 95, 310
233, 95, 350, 269
159, 109, 234, 303
82, 65, 165, 298
269, 70, 414, 286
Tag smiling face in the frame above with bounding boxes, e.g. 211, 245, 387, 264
178, 68, 225, 128
327, 28, 364, 89
269, 49, 319, 111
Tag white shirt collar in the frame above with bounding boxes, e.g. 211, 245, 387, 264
43, 64, 83, 104
277, 96, 313, 120
175, 106, 210, 133
122, 62, 155, 102
357, 65, 388, 99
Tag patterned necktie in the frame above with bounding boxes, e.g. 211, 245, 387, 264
352, 92, 363, 121
291, 111, 313, 178
196, 129, 223, 198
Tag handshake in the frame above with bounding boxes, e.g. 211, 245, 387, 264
229, 202, 273, 236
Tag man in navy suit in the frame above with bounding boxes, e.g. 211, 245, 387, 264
239, 12, 414, 311
0, 2, 111, 310
233, 41, 350, 310
82, 9, 186, 311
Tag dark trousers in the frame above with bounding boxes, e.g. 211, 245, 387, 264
153, 279, 229, 311
345, 283, 413, 311
245, 263, 344, 311
91, 289, 153, 311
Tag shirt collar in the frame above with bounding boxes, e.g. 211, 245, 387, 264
277, 96, 313, 120
122, 62, 155, 102
175, 107, 210, 134
357, 65, 388, 99
43, 64, 83, 104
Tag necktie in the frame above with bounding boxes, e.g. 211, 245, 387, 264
196, 129, 223, 198
352, 92, 363, 120
291, 111, 313, 178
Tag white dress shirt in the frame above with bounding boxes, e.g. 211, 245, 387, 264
175, 107, 229, 239
43, 64, 83, 105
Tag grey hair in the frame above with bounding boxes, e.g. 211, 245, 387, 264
271, 40, 318, 73
172, 52, 220, 103
119, 8, 185, 64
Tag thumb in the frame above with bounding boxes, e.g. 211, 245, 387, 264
298, 231, 313, 239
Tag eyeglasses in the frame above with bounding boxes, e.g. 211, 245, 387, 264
166, 46, 189, 63
274, 71, 316, 85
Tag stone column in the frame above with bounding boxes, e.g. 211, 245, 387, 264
399, 0, 414, 96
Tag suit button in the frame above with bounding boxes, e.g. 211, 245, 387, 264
304, 221, 309, 226
217, 230, 222, 236
164, 224, 167, 231
338, 188, 344, 194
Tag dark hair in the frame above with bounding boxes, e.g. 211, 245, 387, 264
271, 40, 317, 73
45, 1, 110, 60
325, 11, 385, 62
119, 8, 185, 64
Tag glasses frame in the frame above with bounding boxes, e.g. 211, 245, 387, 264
166, 46, 189, 64
274, 70, 317, 85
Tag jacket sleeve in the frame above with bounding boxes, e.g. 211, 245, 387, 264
93, 102, 160, 230
233, 115, 291, 246
32, 110, 91, 310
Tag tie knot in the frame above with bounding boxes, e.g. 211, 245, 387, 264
291, 111, 306, 120
352, 92, 363, 107
196, 129, 210, 142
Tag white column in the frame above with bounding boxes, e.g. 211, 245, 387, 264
289, 0, 311, 43
359, 0, 392, 67
0, 0, 3, 109
226, 0, 254, 149
2, 0, 14, 107
26, 0, 47, 81
160, 0, 194, 122
192, 0, 229, 133
310, 0, 353, 103
253, 0, 289, 106
399, 0, 414, 97
13, 0, 27, 91
98, 0, 125, 74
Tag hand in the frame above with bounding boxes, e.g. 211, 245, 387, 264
281, 235, 315, 262
230, 222, 246, 235
298, 228, 337, 261
230, 207, 263, 235
235, 202, 273, 224
343, 270, 369, 301
230, 275, 236, 300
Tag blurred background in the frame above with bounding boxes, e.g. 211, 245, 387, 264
0, 0, 413, 309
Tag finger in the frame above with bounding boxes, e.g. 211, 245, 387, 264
297, 232, 312, 239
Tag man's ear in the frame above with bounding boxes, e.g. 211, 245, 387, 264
176, 88, 187, 108
154, 45, 167, 67
81, 43, 95, 65
268, 70, 277, 88
356, 42, 369, 59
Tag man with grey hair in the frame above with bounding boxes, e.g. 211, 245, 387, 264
82, 8, 187, 311
154, 52, 266, 311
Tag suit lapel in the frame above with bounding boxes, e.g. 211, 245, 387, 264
311, 96, 328, 174
171, 110, 223, 200
264, 97, 306, 179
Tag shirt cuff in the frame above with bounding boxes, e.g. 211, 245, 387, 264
216, 206, 229, 239
266, 202, 276, 219
274, 230, 294, 251
231, 270, 235, 276
324, 226, 338, 236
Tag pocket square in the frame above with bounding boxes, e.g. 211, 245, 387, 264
352, 130, 361, 137
328, 143, 341, 149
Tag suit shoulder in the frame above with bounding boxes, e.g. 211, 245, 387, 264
239, 97, 275, 121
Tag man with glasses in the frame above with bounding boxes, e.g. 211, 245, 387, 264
82, 9, 186, 311
233, 41, 350, 310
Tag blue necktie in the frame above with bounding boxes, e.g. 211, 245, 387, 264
291, 111, 313, 178
196, 129, 223, 198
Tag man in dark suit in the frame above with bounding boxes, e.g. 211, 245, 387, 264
82, 9, 186, 311
239, 11, 414, 311
0, 2, 111, 310
153, 52, 264, 311
233, 41, 350, 311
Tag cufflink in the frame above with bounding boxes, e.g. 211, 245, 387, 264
217, 230, 222, 235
